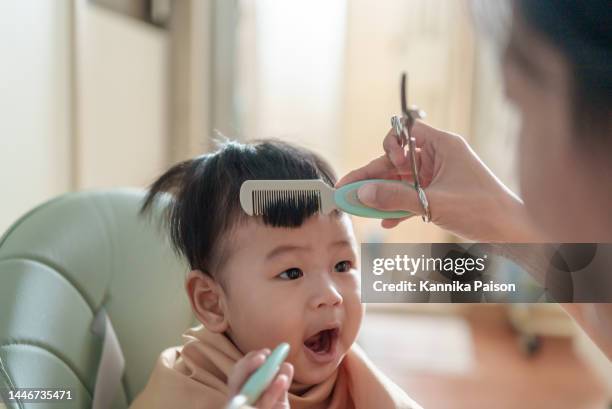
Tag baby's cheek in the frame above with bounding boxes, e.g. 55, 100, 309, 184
233, 302, 304, 353
242, 307, 306, 370
341, 283, 364, 349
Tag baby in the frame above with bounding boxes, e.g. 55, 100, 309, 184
131, 139, 421, 409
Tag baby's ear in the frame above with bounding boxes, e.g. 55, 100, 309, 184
185, 270, 229, 333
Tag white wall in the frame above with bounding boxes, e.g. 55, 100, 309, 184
0, 1, 170, 235
237, 0, 347, 160
0, 0, 72, 234
75, 2, 169, 189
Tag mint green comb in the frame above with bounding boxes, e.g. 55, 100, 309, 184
226, 343, 290, 409
239, 179, 413, 219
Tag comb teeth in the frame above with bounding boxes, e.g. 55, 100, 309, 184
252, 189, 322, 215
239, 179, 335, 216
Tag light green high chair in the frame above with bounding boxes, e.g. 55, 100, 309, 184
0, 190, 194, 408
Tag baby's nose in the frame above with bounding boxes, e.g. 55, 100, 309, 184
309, 277, 343, 309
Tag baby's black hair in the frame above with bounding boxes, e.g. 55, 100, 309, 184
140, 139, 337, 278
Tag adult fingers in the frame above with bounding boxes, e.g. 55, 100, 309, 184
357, 181, 424, 214
381, 215, 415, 229
382, 128, 414, 176
410, 119, 444, 147
336, 154, 396, 187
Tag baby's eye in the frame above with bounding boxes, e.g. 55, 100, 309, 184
278, 268, 303, 280
334, 260, 352, 273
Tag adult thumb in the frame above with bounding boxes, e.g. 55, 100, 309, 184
357, 182, 423, 214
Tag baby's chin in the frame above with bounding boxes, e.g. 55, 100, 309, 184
291, 354, 345, 386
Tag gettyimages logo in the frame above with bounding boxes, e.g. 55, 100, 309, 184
372, 251, 487, 276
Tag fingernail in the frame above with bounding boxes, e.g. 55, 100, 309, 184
358, 184, 377, 205
255, 353, 266, 362
277, 374, 288, 387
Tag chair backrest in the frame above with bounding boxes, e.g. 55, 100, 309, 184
0, 190, 193, 408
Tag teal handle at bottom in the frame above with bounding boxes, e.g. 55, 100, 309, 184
334, 179, 414, 219
239, 343, 290, 405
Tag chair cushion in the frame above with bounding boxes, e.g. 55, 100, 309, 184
0, 189, 193, 404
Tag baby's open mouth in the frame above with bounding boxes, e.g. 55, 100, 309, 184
304, 328, 339, 355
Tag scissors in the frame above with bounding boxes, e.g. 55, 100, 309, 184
391, 73, 431, 222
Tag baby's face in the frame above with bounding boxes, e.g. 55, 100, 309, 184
221, 214, 363, 385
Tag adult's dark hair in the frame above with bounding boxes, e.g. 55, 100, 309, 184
140, 139, 337, 281
516, 0, 611, 142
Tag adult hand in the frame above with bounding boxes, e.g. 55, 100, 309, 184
336, 121, 541, 242
226, 348, 294, 409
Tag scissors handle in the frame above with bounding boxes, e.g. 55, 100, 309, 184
391, 116, 406, 147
